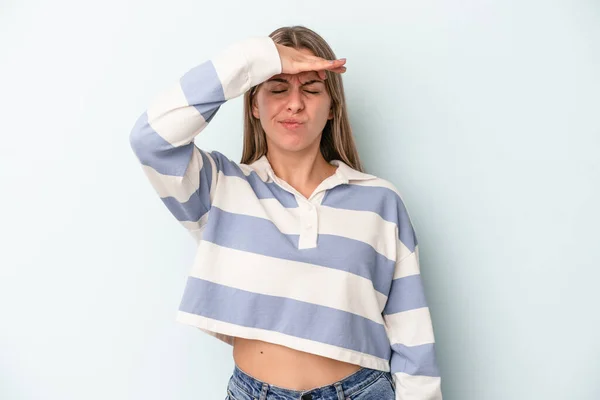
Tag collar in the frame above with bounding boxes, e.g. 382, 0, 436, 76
249, 155, 377, 184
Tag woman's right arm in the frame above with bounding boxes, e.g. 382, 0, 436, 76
128, 36, 282, 234
129, 36, 347, 236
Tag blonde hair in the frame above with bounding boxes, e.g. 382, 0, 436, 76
240, 25, 365, 172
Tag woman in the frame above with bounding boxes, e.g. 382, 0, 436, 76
130, 25, 442, 400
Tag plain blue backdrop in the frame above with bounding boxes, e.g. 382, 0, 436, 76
1, 1, 598, 399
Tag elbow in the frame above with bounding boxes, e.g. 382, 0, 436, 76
129, 111, 153, 161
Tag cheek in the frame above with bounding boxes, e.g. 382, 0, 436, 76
256, 97, 281, 118
312, 101, 332, 121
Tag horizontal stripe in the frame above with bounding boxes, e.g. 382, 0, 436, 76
177, 311, 390, 371
394, 249, 421, 279
383, 307, 435, 347
181, 213, 210, 237
390, 342, 440, 377
212, 181, 301, 234
143, 156, 300, 226
178, 277, 392, 359
321, 184, 417, 253
159, 149, 214, 223
396, 232, 416, 263
383, 274, 428, 315
392, 373, 443, 400
161, 193, 207, 223
139, 149, 202, 203
139, 146, 214, 205
318, 205, 397, 261
189, 241, 387, 323
180, 60, 225, 121
212, 173, 398, 261
129, 110, 196, 177
201, 207, 395, 295
214, 153, 299, 207
130, 72, 222, 177
145, 81, 208, 146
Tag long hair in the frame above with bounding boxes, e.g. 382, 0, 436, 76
240, 25, 365, 172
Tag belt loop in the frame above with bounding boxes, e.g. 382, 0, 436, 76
334, 381, 345, 400
259, 382, 269, 400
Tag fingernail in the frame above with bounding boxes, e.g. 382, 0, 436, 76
329, 60, 335, 64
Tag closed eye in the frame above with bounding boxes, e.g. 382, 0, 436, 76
270, 90, 320, 94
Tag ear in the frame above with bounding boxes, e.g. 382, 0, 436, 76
328, 106, 334, 120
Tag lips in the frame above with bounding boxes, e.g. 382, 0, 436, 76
279, 120, 304, 129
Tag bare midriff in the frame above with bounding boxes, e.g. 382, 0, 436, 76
232, 337, 362, 391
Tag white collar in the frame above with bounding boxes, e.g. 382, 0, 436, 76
249, 155, 377, 184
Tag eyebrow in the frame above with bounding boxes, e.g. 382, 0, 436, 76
266, 78, 324, 86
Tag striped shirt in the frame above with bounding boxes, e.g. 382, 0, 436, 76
129, 36, 442, 400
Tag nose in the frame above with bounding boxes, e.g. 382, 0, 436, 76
286, 87, 305, 113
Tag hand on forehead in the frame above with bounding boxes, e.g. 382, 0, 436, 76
274, 70, 325, 83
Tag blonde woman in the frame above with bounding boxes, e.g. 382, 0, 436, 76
130, 25, 442, 400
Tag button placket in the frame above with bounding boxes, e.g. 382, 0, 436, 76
298, 201, 319, 249
264, 167, 340, 250
307, 205, 317, 229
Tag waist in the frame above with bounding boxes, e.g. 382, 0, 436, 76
232, 337, 362, 390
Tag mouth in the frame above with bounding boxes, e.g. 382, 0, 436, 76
279, 121, 304, 130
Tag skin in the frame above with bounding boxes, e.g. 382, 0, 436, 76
233, 46, 361, 391
250, 46, 347, 200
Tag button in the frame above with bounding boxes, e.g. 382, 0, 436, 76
301, 394, 313, 400
306, 222, 313, 229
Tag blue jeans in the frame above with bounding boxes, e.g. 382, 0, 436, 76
226, 363, 396, 400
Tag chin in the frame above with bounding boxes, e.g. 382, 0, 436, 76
269, 137, 314, 153
279, 141, 311, 153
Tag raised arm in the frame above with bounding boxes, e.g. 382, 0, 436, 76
128, 36, 282, 235
129, 36, 347, 238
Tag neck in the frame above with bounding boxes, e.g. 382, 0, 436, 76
266, 144, 337, 194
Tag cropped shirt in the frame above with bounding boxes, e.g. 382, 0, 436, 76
129, 36, 442, 400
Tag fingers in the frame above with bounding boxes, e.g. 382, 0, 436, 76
329, 66, 347, 73
318, 57, 346, 70
321, 59, 346, 76
304, 55, 345, 68
328, 58, 347, 66
315, 57, 346, 80
318, 66, 346, 80
279, 44, 347, 76
288, 53, 347, 79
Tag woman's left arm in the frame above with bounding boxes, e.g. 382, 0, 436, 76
382, 205, 443, 400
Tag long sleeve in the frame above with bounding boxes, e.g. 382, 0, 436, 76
129, 36, 282, 234
382, 216, 443, 399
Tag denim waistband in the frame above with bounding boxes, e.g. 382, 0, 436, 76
230, 363, 388, 400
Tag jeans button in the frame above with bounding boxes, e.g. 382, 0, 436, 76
301, 394, 313, 400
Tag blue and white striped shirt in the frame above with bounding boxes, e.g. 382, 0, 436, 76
129, 36, 442, 400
